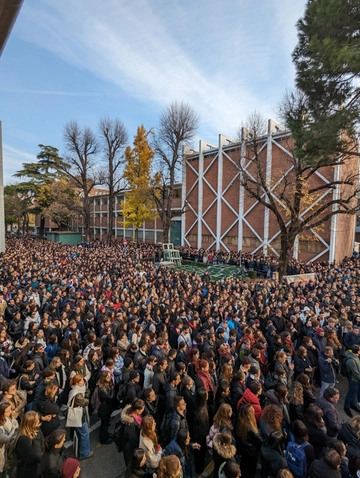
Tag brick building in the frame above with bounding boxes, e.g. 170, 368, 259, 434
37, 185, 183, 245
183, 119, 359, 263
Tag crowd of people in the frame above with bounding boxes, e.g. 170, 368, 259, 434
0, 237, 360, 478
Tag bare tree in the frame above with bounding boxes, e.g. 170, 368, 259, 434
235, 105, 360, 278
62, 121, 98, 240
98, 118, 128, 243
152, 101, 199, 243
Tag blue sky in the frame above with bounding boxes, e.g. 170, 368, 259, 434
0, 0, 307, 185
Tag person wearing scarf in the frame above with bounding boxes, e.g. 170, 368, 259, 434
67, 375, 93, 460
195, 359, 215, 417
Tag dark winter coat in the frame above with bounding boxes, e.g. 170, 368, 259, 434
8, 318, 24, 341
31, 352, 49, 373
164, 438, 191, 478
230, 381, 244, 411
126, 381, 141, 403
303, 388, 317, 411
120, 405, 141, 466
37, 395, 61, 437
260, 444, 288, 478
309, 457, 341, 478
304, 419, 332, 458
16, 429, 45, 478
152, 371, 166, 395
213, 432, 237, 478
163, 381, 179, 415
338, 422, 360, 450
316, 394, 341, 438
318, 352, 336, 384
294, 354, 312, 377
192, 409, 209, 444
170, 409, 189, 441
236, 429, 262, 478
40, 448, 66, 478
98, 386, 115, 420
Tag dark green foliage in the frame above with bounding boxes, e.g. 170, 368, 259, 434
291, 0, 360, 165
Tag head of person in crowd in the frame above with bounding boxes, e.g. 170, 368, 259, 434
323, 448, 341, 470
305, 404, 326, 429
260, 405, 283, 434
44, 428, 67, 453
69, 374, 85, 389
19, 411, 40, 439
219, 458, 241, 478
0, 402, 12, 425
295, 373, 312, 391
127, 399, 145, 417
236, 402, 258, 442
323, 387, 340, 405
213, 403, 233, 430
157, 455, 182, 478
125, 448, 147, 478
61, 458, 81, 478
291, 420, 309, 443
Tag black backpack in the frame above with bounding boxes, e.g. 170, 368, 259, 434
113, 420, 125, 452
117, 381, 129, 408
341, 357, 350, 378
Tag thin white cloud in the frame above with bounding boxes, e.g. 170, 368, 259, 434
14, 0, 306, 141
2, 144, 37, 185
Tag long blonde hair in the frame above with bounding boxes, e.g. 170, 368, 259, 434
213, 403, 233, 430
236, 403, 258, 441
19, 411, 39, 439
140, 415, 158, 448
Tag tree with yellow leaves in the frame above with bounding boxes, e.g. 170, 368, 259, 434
121, 126, 158, 242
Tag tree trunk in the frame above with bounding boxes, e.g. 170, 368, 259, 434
162, 216, 170, 243
135, 228, 138, 244
108, 192, 114, 245
83, 190, 90, 242
278, 232, 296, 280
39, 215, 45, 238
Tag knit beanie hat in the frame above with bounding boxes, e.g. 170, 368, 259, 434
61, 458, 80, 478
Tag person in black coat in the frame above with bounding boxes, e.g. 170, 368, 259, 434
31, 344, 49, 373
97, 371, 116, 444
296, 373, 316, 411
213, 429, 237, 478
338, 418, 360, 451
192, 388, 210, 474
120, 400, 145, 466
230, 371, 245, 412
16, 411, 45, 478
288, 382, 305, 422
181, 376, 195, 437
37, 383, 61, 438
163, 372, 180, 415
309, 448, 342, 478
40, 429, 67, 478
235, 403, 262, 478
305, 404, 333, 459
260, 431, 288, 478
294, 346, 313, 378
126, 370, 142, 404
142, 388, 161, 428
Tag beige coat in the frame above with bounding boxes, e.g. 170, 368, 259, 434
0, 417, 18, 472
139, 432, 162, 469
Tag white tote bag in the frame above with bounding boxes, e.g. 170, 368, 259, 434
66, 395, 83, 428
